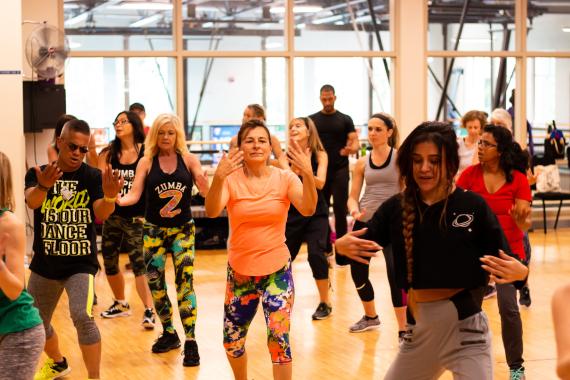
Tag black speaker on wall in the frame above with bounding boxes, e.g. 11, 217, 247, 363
23, 81, 66, 133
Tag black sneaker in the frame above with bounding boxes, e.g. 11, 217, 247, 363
151, 331, 181, 353
312, 302, 332, 320
142, 308, 156, 330
100, 300, 131, 318
519, 286, 531, 307
398, 330, 406, 344
182, 340, 200, 367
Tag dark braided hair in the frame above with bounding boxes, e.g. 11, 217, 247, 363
396, 122, 459, 285
483, 125, 528, 183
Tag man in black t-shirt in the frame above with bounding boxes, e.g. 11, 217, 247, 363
25, 119, 123, 380
310, 84, 359, 267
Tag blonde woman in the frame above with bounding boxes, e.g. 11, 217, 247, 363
119, 114, 209, 367
0, 152, 45, 380
280, 117, 330, 320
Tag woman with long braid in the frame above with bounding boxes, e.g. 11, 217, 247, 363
345, 113, 406, 336
457, 124, 531, 380
335, 122, 529, 379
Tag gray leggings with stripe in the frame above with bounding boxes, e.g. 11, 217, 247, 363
28, 272, 100, 345
0, 324, 45, 380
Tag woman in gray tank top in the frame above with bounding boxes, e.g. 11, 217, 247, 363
346, 113, 407, 337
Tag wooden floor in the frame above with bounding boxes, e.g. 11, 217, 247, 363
43, 229, 570, 380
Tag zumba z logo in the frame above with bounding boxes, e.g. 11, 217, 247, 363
155, 182, 187, 218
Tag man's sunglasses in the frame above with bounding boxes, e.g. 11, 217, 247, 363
66, 141, 89, 154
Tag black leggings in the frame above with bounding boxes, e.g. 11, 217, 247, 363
350, 220, 406, 307
285, 215, 329, 280
323, 166, 349, 252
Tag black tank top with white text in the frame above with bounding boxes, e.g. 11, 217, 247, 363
145, 153, 193, 227
111, 146, 145, 219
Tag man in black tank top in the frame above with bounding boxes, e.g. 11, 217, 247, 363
310, 84, 359, 257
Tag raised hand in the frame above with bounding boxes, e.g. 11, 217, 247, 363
102, 164, 124, 198
34, 162, 63, 189
287, 140, 312, 177
480, 250, 529, 283
214, 150, 244, 181
509, 203, 530, 227
351, 208, 367, 221
334, 228, 382, 265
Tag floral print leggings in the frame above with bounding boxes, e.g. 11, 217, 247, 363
223, 260, 294, 364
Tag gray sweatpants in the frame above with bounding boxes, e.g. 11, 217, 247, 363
0, 324, 45, 380
27, 272, 101, 345
385, 299, 492, 380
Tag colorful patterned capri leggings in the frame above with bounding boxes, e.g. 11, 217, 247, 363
223, 260, 294, 364
143, 220, 197, 339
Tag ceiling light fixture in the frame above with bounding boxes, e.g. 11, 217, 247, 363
113, 2, 173, 11
563, 27, 570, 33
130, 14, 163, 27
270, 6, 323, 14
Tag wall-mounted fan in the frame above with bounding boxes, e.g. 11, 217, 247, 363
25, 23, 69, 80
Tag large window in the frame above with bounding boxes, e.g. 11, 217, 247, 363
64, 0, 174, 51
428, 57, 516, 121
182, 1, 285, 51
428, 0, 515, 51
66, 57, 176, 140
527, 2, 570, 52
294, 0, 390, 51
294, 58, 392, 130
185, 57, 287, 156
63, 0, 395, 152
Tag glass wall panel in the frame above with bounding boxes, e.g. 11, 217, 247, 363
294, 57, 392, 139
527, 2, 570, 52
64, 0, 173, 51
66, 57, 176, 143
428, 57, 516, 123
527, 58, 570, 154
294, 0, 391, 51
428, 1, 515, 51
182, 1, 284, 51
185, 57, 286, 163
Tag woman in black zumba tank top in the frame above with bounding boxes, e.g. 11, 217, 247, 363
98, 111, 155, 328
118, 113, 209, 367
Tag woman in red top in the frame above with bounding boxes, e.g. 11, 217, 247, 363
457, 124, 531, 380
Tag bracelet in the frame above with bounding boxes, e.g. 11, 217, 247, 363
37, 184, 50, 192
103, 196, 117, 203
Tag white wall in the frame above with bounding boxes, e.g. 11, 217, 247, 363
0, 1, 24, 220
23, 0, 61, 170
